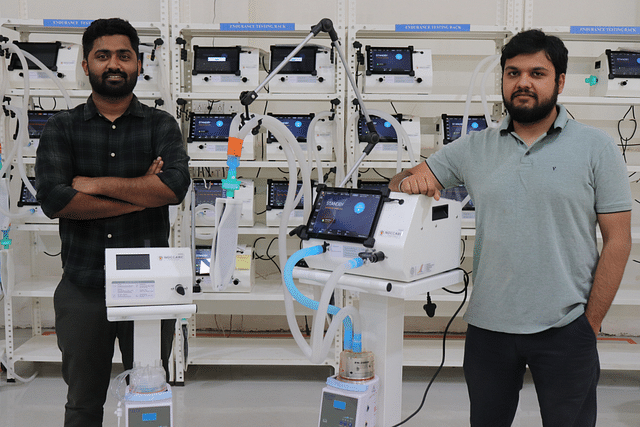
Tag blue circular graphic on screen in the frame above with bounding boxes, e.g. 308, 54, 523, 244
395, 53, 403, 60
294, 121, 303, 128
216, 120, 224, 127
384, 121, 392, 128
354, 202, 365, 214
471, 122, 479, 129
637, 58, 640, 64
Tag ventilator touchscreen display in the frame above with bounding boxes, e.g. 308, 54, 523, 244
189, 114, 234, 141
306, 188, 385, 244
267, 115, 313, 142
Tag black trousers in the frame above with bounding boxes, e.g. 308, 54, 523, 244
54, 276, 175, 427
463, 314, 600, 427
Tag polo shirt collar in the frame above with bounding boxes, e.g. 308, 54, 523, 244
499, 104, 569, 135
83, 94, 145, 121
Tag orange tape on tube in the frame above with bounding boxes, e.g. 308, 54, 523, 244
227, 137, 244, 157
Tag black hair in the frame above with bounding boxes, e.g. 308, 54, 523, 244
82, 18, 139, 60
501, 29, 568, 81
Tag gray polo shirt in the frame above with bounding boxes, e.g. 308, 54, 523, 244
427, 105, 631, 333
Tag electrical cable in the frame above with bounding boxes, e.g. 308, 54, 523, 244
392, 268, 469, 427
617, 106, 638, 163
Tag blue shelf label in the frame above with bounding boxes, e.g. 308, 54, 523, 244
43, 19, 93, 28
396, 24, 471, 33
220, 23, 295, 32
570, 26, 640, 35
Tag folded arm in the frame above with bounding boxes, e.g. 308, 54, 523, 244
52, 157, 179, 220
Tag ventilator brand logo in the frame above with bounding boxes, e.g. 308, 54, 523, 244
326, 199, 346, 207
159, 254, 185, 261
378, 229, 403, 238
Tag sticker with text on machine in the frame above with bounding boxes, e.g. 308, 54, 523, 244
111, 281, 155, 300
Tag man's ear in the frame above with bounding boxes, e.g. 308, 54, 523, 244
557, 73, 566, 95
82, 59, 90, 77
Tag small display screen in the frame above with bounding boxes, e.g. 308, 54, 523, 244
267, 180, 305, 210
442, 114, 488, 144
193, 46, 241, 74
305, 187, 386, 245
366, 46, 413, 75
359, 181, 390, 192
270, 45, 317, 74
358, 115, 400, 143
607, 51, 640, 78
116, 254, 150, 270
267, 114, 314, 143
195, 246, 212, 276
18, 177, 39, 207
440, 185, 474, 210
28, 110, 57, 139
10, 42, 60, 71
189, 114, 235, 141
193, 181, 225, 206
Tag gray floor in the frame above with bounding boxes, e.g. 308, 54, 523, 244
2, 359, 640, 426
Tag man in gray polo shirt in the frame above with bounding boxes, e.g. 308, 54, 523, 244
390, 29, 632, 426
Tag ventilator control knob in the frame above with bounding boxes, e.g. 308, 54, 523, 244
175, 284, 186, 296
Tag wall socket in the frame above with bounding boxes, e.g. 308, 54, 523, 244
191, 100, 241, 115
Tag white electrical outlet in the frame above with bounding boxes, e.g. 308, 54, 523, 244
192, 100, 224, 113
225, 101, 241, 114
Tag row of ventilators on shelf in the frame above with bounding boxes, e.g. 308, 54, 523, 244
18, 105, 486, 161
5, 40, 640, 96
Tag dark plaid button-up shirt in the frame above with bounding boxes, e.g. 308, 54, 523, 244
35, 95, 190, 287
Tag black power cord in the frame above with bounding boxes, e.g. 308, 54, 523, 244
392, 268, 470, 427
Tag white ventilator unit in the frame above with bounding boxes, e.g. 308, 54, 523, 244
9, 176, 56, 225
191, 46, 266, 93
194, 245, 254, 293
135, 45, 162, 92
105, 247, 194, 308
265, 113, 333, 161
356, 113, 421, 162
363, 46, 432, 94
265, 180, 311, 227
587, 50, 640, 97
8, 41, 89, 90
105, 247, 195, 427
319, 376, 379, 427
269, 44, 335, 93
436, 114, 489, 149
301, 186, 461, 282
187, 113, 258, 160
193, 179, 255, 227
22, 110, 57, 157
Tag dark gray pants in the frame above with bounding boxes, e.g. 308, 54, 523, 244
463, 314, 600, 427
54, 276, 175, 427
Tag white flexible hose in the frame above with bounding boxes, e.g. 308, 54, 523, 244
310, 261, 362, 363
348, 109, 417, 174
6, 44, 74, 109
480, 55, 502, 128
307, 111, 334, 184
462, 54, 500, 135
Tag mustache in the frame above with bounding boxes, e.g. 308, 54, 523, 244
511, 90, 537, 101
102, 69, 128, 79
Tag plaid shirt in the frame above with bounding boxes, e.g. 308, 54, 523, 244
35, 95, 190, 287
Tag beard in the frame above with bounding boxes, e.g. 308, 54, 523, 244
503, 83, 560, 124
87, 66, 138, 99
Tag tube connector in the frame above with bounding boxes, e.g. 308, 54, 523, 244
358, 251, 385, 263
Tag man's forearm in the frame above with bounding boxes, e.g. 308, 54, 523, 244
72, 174, 179, 208
585, 212, 632, 334
52, 192, 143, 220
